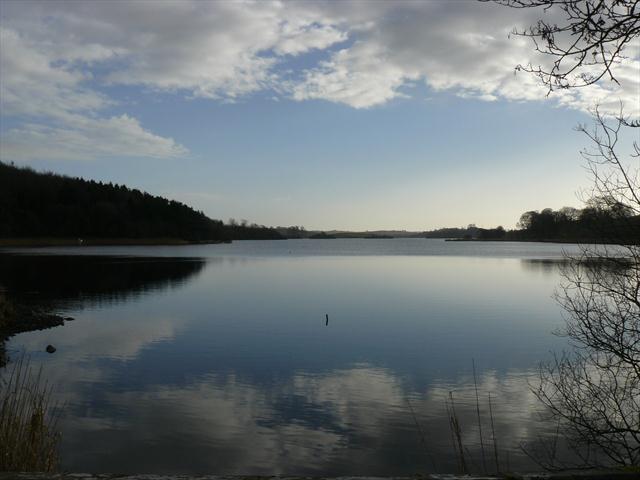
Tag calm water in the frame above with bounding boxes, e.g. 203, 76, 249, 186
1, 239, 582, 474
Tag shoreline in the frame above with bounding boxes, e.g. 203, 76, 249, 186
0, 237, 607, 247
444, 237, 596, 244
0, 237, 231, 248
0, 292, 71, 365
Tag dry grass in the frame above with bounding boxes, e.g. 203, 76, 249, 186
0, 355, 61, 472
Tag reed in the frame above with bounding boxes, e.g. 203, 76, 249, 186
0, 355, 61, 472
446, 391, 468, 473
406, 396, 438, 472
488, 391, 500, 472
472, 358, 487, 472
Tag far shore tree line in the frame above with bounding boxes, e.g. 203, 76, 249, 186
3, 157, 637, 245
425, 201, 640, 244
0, 162, 282, 242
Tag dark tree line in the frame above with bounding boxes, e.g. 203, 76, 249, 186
424, 202, 639, 244
0, 162, 282, 241
424, 224, 507, 240
513, 201, 639, 243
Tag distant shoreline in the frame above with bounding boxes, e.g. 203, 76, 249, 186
444, 237, 621, 244
0, 237, 628, 248
0, 237, 231, 247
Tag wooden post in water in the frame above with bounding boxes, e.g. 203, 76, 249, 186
325, 314, 329, 326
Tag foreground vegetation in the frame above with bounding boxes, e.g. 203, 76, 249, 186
0, 355, 60, 472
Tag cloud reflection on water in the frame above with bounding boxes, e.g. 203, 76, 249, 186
52, 364, 559, 474
1, 244, 575, 473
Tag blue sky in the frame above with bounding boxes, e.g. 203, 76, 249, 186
1, 1, 637, 230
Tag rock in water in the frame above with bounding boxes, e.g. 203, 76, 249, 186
45, 344, 56, 354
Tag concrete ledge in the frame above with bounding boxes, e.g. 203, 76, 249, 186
1, 473, 639, 480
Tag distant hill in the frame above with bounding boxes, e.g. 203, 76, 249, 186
0, 162, 282, 243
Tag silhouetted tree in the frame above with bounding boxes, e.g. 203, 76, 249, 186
491, 0, 640, 468
530, 109, 640, 468
488, 0, 640, 91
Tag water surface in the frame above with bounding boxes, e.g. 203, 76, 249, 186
2, 239, 578, 474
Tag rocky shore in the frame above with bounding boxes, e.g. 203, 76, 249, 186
0, 292, 70, 365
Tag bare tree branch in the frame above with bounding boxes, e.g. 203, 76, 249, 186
485, 0, 640, 91
534, 109, 640, 467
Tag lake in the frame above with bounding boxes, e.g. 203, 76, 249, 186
1, 239, 583, 474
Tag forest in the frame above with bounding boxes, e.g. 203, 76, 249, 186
0, 162, 282, 242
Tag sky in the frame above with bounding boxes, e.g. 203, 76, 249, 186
0, 0, 638, 231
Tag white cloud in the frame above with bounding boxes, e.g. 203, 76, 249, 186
0, 26, 187, 162
45, 363, 559, 472
0, 1, 352, 161
92, 1, 349, 99
3, 1, 349, 101
292, 41, 417, 108
1, 115, 187, 162
0, 0, 637, 162
0, 28, 109, 120
275, 22, 347, 56
291, 1, 639, 112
